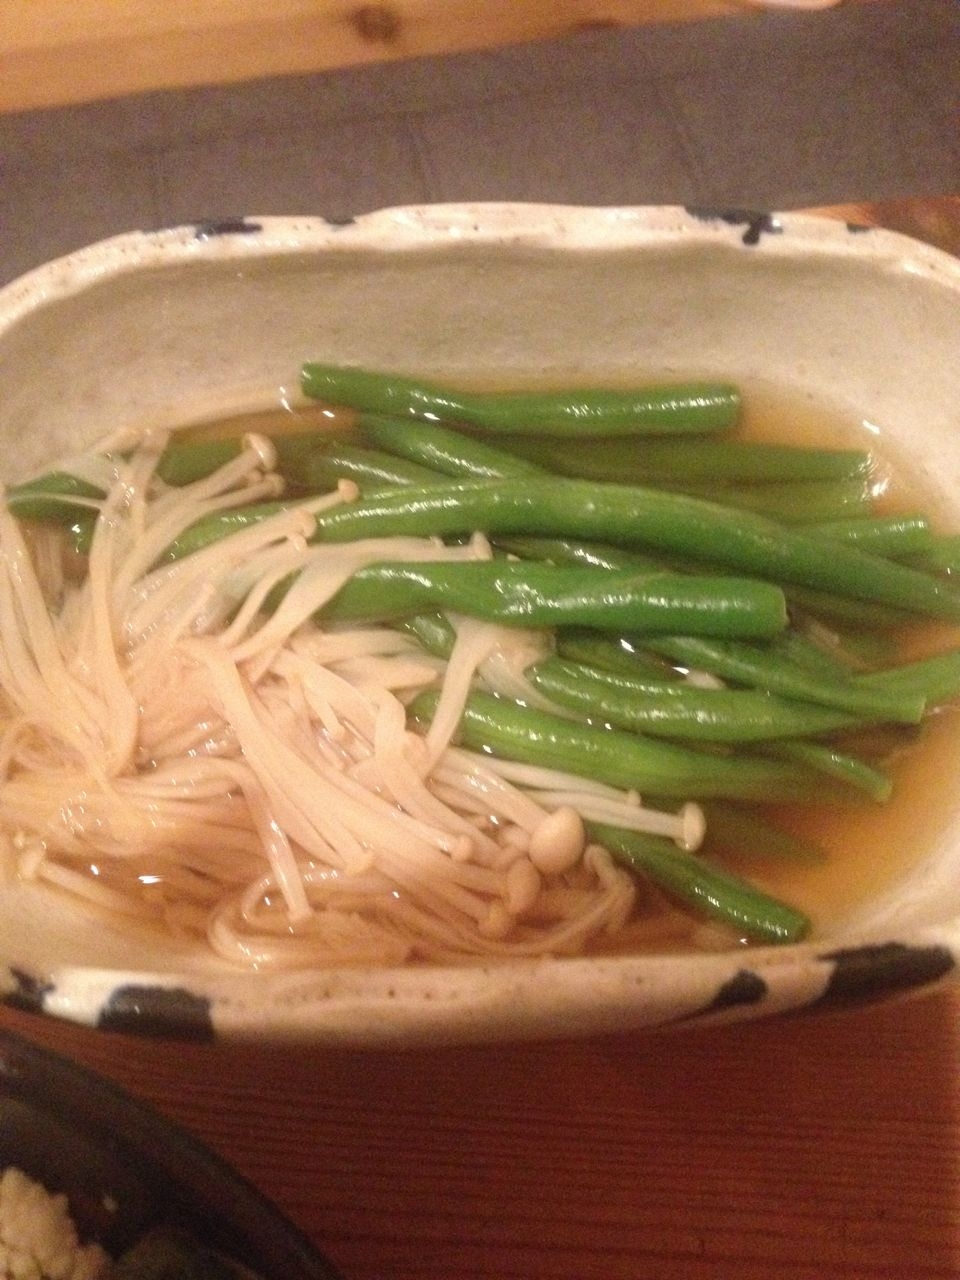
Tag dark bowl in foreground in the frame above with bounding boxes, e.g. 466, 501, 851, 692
0, 1029, 343, 1277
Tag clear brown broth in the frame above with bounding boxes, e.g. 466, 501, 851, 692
718, 383, 960, 936
187, 378, 960, 947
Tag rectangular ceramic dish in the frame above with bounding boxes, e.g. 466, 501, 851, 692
1, 204, 959, 1044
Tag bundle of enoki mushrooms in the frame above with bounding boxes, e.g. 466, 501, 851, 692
0, 431, 677, 967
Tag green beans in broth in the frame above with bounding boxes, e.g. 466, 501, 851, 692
15, 370, 960, 955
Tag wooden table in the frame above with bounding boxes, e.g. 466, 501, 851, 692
1, 197, 958, 1279
1, 0, 865, 114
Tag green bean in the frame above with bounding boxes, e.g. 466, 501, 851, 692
399, 612, 457, 659
555, 625, 872, 692
766, 740, 891, 802
320, 562, 788, 639
787, 612, 901, 671
908, 533, 960, 576
498, 531, 921, 634
154, 438, 244, 485
409, 688, 845, 803
783, 585, 917, 633
797, 627, 894, 679
155, 431, 447, 494
498, 435, 870, 483
5, 471, 105, 521
301, 362, 741, 436
772, 628, 861, 681
586, 822, 810, 944
155, 476, 960, 622
153, 433, 325, 487
492, 535, 665, 575
808, 514, 933, 559
554, 626, 859, 686
501, 536, 912, 649
356, 417, 864, 521
305, 477, 960, 622
10, 432, 361, 518
860, 650, 960, 705
140, 493, 411, 567
530, 656, 684, 697
555, 630, 681, 682
642, 635, 925, 723
527, 656, 863, 742
666, 477, 872, 524
301, 441, 440, 492
697, 803, 827, 863
355, 411, 543, 479
161, 501, 290, 560
5, 471, 108, 559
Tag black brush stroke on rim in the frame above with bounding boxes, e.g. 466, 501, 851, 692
704, 968, 768, 1011
668, 967, 769, 1026
96, 983, 216, 1040
193, 217, 263, 239
685, 207, 784, 246
814, 941, 955, 1008
2, 967, 54, 1016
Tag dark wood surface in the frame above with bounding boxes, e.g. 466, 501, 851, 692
1, 989, 957, 1279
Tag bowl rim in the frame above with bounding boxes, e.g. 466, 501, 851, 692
1, 202, 959, 1045
3, 204, 960, 315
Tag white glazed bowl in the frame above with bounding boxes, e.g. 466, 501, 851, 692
1, 204, 960, 1044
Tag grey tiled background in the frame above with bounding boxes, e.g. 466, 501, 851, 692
1, 0, 957, 286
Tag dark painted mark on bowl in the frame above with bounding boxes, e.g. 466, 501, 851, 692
3, 967, 54, 1015
97, 984, 215, 1040
672, 967, 768, 1025
685, 208, 783, 246
193, 218, 263, 240
324, 214, 357, 227
815, 941, 955, 1008
707, 968, 768, 1010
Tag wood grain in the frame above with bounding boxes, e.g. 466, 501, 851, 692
1, 0, 862, 114
1, 990, 958, 1279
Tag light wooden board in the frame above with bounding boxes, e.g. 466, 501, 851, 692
1, 0, 841, 114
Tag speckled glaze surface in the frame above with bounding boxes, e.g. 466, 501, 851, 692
1, 204, 960, 1044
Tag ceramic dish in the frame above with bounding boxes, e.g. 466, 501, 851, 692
0, 204, 959, 1045
0, 1029, 342, 1275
